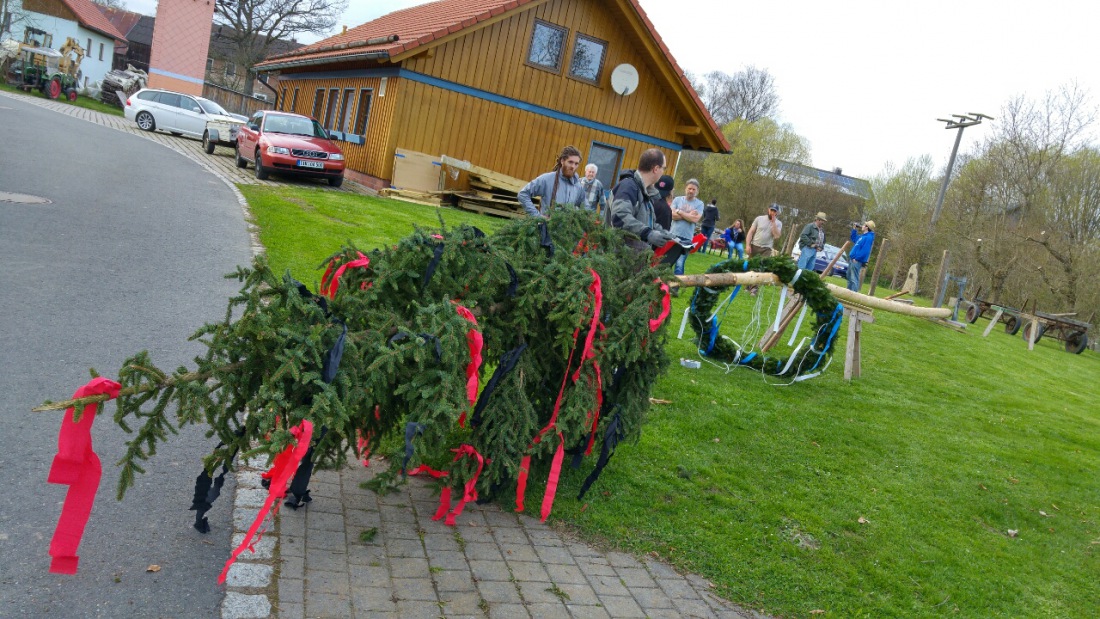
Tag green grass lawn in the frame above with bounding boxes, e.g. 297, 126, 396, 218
242, 185, 1100, 618
0, 81, 123, 116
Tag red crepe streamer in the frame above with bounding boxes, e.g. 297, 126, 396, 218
430, 445, 486, 526
219, 420, 313, 584
319, 252, 370, 299
653, 240, 678, 260
453, 303, 483, 427
650, 279, 671, 332
517, 269, 604, 520
47, 377, 122, 574
691, 233, 708, 253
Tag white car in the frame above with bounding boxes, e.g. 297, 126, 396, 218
124, 88, 245, 152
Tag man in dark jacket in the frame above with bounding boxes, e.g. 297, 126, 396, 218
797, 212, 828, 271
700, 199, 720, 252
606, 149, 676, 252
653, 174, 674, 230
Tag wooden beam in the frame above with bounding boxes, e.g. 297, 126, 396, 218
675, 125, 702, 136
868, 238, 889, 297
843, 308, 875, 380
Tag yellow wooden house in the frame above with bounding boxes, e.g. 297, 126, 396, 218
255, 0, 730, 192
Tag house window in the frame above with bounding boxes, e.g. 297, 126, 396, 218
354, 89, 373, 135
280, 88, 287, 111
311, 89, 324, 119
290, 88, 299, 113
98, 43, 104, 61
587, 142, 624, 193
526, 20, 566, 73
206, 58, 213, 73
87, 38, 92, 55
338, 89, 354, 133
323, 88, 339, 130
569, 34, 607, 84
225, 62, 236, 78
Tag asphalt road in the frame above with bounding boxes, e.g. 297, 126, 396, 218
0, 95, 252, 617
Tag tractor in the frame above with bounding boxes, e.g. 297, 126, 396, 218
10, 37, 84, 101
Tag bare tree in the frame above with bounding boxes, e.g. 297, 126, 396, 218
213, 0, 348, 95
690, 66, 780, 125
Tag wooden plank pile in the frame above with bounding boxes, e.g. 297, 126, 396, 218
440, 156, 529, 219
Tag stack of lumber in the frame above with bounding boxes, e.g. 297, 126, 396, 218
440, 156, 529, 219
379, 188, 443, 207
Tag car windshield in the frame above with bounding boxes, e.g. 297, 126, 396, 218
263, 115, 328, 138
197, 98, 230, 116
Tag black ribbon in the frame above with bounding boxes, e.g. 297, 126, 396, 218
470, 344, 527, 428
422, 243, 446, 289
538, 221, 555, 257
505, 262, 519, 297
401, 422, 425, 476
577, 408, 624, 500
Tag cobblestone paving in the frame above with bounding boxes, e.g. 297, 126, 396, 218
5, 89, 767, 619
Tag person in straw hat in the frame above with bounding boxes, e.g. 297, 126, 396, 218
797, 212, 829, 271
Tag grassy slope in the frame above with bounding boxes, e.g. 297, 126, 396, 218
0, 83, 123, 116
241, 186, 1099, 618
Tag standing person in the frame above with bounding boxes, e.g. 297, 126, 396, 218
653, 175, 674, 231
797, 212, 828, 271
580, 163, 609, 215
669, 179, 704, 277
746, 203, 783, 258
517, 146, 586, 218
847, 220, 876, 292
607, 148, 676, 253
700, 199, 720, 253
723, 219, 745, 260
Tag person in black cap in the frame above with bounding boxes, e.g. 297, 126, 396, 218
653, 174, 674, 231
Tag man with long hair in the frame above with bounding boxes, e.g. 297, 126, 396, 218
518, 146, 586, 218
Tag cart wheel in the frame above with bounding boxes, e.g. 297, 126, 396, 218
203, 132, 215, 154
1021, 320, 1046, 343
965, 303, 981, 324
44, 77, 61, 100
65, 87, 77, 102
1004, 316, 1022, 335
235, 144, 248, 168
1065, 331, 1088, 354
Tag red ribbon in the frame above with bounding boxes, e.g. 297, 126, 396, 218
47, 377, 122, 574
516, 269, 603, 521
653, 240, 678, 260
650, 279, 671, 332
319, 252, 370, 299
691, 233, 708, 253
430, 445, 486, 526
219, 420, 313, 584
454, 303, 483, 427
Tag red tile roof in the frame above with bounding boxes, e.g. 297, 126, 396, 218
96, 6, 144, 41
63, 0, 128, 41
258, 0, 729, 152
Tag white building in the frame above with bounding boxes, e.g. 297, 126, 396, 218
1, 0, 126, 87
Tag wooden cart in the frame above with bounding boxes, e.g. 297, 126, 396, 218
1019, 311, 1093, 354
963, 288, 1028, 335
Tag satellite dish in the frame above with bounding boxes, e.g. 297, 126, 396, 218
610, 64, 639, 96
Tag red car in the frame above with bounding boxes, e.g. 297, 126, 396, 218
236, 111, 346, 187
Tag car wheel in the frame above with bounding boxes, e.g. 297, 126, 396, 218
329, 175, 343, 188
203, 132, 215, 154
235, 145, 248, 168
136, 111, 156, 131
254, 150, 269, 180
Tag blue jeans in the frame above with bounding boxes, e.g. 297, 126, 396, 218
847, 259, 864, 291
700, 226, 714, 252
797, 248, 817, 271
727, 242, 744, 261
673, 236, 692, 275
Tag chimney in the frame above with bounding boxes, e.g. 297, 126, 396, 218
342, 25, 347, 34
833, 167, 843, 175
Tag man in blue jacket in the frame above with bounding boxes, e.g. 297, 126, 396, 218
847, 220, 875, 292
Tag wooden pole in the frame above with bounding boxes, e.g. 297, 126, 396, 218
867, 238, 890, 297
760, 295, 805, 351
821, 241, 852, 277
932, 250, 950, 307
824, 283, 952, 319
843, 308, 875, 380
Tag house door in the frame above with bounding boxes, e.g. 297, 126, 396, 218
587, 142, 623, 191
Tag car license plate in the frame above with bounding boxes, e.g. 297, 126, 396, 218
297, 160, 324, 169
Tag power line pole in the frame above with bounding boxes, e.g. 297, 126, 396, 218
930, 113, 993, 225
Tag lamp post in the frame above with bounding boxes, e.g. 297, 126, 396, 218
930, 113, 993, 225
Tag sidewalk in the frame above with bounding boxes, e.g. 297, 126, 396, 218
5, 89, 765, 619
269, 459, 763, 619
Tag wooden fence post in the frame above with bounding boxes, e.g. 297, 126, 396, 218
932, 250, 950, 307
868, 238, 890, 297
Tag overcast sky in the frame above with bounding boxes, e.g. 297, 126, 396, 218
128, 0, 1098, 181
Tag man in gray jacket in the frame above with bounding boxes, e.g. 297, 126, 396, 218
607, 148, 676, 252
517, 145, 586, 217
